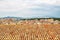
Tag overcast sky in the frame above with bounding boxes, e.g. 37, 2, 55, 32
0, 0, 60, 18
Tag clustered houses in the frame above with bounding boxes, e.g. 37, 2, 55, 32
17, 19, 60, 26
0, 18, 60, 25
0, 18, 16, 25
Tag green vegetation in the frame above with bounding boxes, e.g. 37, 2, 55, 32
22, 18, 60, 20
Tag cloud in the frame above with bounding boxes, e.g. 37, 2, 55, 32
0, 5, 60, 18
0, 0, 60, 18
0, 0, 60, 12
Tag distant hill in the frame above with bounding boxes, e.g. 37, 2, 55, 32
2, 16, 23, 19
0, 16, 60, 20
0, 16, 24, 21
